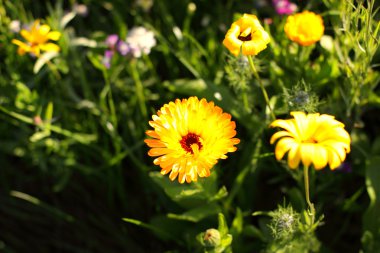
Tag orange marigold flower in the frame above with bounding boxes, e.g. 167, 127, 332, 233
223, 13, 270, 56
284, 11, 324, 46
145, 97, 240, 183
270, 111, 350, 170
12, 20, 61, 57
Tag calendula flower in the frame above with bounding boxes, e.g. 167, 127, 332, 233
284, 11, 324, 46
270, 111, 350, 170
145, 97, 240, 183
12, 20, 61, 57
223, 13, 270, 56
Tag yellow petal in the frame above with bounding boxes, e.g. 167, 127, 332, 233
39, 24, 51, 36
311, 145, 328, 170
178, 172, 186, 183
160, 165, 172, 175
148, 148, 170, 157
144, 139, 166, 148
146, 130, 160, 139
31, 46, 40, 57
223, 24, 243, 56
169, 170, 179, 181
47, 31, 61, 41
300, 143, 314, 167
287, 145, 301, 169
291, 111, 309, 139
12, 39, 31, 55
20, 29, 32, 42
39, 43, 60, 52
275, 137, 297, 161
270, 130, 293, 144
327, 148, 342, 169
270, 119, 298, 137
241, 40, 265, 56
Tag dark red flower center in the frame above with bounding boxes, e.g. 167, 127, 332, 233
238, 33, 252, 41
238, 27, 253, 41
180, 133, 203, 154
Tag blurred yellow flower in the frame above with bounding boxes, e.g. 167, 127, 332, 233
284, 11, 324, 46
12, 20, 61, 57
270, 111, 350, 170
223, 13, 270, 56
145, 97, 240, 183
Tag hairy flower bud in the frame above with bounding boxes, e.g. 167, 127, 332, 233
203, 228, 221, 247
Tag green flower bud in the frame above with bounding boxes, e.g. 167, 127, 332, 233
203, 228, 221, 248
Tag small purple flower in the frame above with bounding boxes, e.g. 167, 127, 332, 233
336, 162, 352, 173
117, 40, 131, 56
272, 0, 297, 15
102, 50, 114, 69
105, 34, 119, 49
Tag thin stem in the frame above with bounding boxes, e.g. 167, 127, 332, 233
102, 70, 118, 131
247, 55, 276, 120
303, 165, 315, 226
241, 86, 250, 113
130, 61, 148, 119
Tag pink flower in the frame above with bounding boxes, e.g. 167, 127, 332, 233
272, 0, 297, 15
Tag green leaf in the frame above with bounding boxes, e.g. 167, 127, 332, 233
44, 101, 54, 133
218, 213, 229, 236
149, 171, 222, 209
167, 202, 221, 222
220, 234, 233, 248
87, 51, 106, 71
33, 51, 59, 74
231, 208, 243, 235
363, 156, 380, 232
10, 191, 74, 222
29, 131, 50, 142
122, 217, 175, 241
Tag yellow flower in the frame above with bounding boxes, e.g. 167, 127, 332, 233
12, 20, 61, 57
223, 13, 270, 56
145, 97, 240, 183
284, 11, 324, 46
270, 111, 350, 170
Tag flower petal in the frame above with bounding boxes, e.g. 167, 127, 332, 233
270, 130, 294, 144
223, 24, 243, 56
312, 145, 328, 170
47, 31, 61, 41
287, 144, 301, 169
275, 137, 297, 161
39, 43, 60, 52
300, 143, 313, 168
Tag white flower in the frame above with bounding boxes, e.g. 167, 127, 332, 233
9, 20, 21, 33
126, 26, 156, 58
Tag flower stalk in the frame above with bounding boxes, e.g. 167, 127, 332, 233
130, 60, 148, 119
247, 55, 276, 120
303, 165, 315, 227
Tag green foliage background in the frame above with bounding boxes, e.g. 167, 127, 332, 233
0, 0, 379, 252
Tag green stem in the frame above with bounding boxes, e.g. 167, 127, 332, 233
241, 87, 250, 113
46, 60, 61, 80
102, 70, 118, 131
247, 55, 276, 120
303, 165, 315, 227
130, 61, 148, 118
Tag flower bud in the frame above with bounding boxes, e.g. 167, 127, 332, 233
203, 228, 221, 248
187, 2, 196, 13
